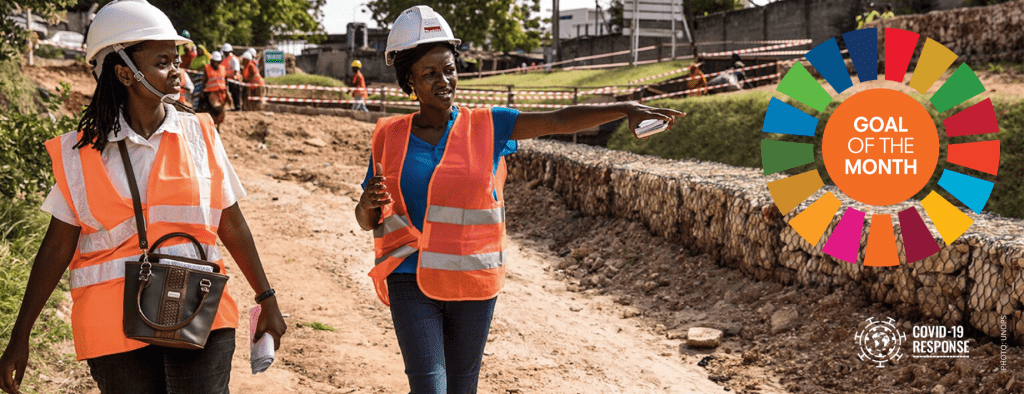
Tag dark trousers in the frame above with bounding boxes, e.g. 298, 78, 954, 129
387, 274, 497, 394
86, 328, 235, 394
229, 81, 241, 110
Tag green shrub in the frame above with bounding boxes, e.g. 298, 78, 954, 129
608, 92, 1024, 219
0, 80, 80, 202
34, 45, 64, 60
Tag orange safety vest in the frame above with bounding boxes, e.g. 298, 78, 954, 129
242, 61, 264, 88
204, 64, 227, 92
224, 53, 238, 79
44, 113, 239, 360
367, 107, 508, 306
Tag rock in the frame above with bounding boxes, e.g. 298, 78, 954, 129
686, 327, 723, 348
621, 308, 640, 318
770, 309, 800, 334
642, 281, 659, 293
304, 138, 328, 148
741, 350, 759, 364
931, 385, 946, 394
655, 324, 667, 333
569, 305, 583, 312
666, 329, 687, 340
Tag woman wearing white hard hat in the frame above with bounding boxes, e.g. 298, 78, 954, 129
239, 51, 265, 110
355, 5, 684, 393
0, 1, 286, 393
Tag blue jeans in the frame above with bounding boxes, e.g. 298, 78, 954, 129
387, 274, 497, 394
86, 328, 235, 394
352, 97, 369, 112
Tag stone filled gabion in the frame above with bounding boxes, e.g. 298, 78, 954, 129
507, 139, 1024, 342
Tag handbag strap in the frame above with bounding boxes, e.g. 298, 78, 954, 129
117, 140, 149, 253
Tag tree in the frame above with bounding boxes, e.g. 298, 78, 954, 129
86, 0, 323, 48
690, 0, 742, 15
0, 0, 77, 61
607, 0, 624, 34
364, 0, 545, 53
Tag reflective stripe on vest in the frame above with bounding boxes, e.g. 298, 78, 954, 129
368, 107, 507, 304
205, 64, 227, 92
45, 112, 239, 361
420, 250, 506, 271
425, 206, 505, 226
70, 243, 223, 289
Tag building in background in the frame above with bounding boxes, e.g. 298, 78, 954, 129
558, 8, 612, 39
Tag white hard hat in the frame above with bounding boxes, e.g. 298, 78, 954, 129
211, 51, 223, 61
85, 0, 191, 65
241, 52, 253, 60
385, 6, 461, 66
221, 43, 233, 53
246, 47, 257, 56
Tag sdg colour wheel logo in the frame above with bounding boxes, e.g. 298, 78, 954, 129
761, 28, 1001, 266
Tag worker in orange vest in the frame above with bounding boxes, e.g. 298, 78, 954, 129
348, 59, 369, 112
239, 50, 264, 110
0, 2, 285, 393
355, 6, 685, 393
221, 43, 242, 111
202, 51, 231, 127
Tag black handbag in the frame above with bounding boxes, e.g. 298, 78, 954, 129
116, 139, 229, 349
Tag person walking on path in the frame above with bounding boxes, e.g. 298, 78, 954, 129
348, 59, 370, 112
0, 2, 285, 394
179, 30, 197, 69
240, 50, 265, 110
354, 6, 684, 394
203, 51, 231, 127
221, 43, 242, 111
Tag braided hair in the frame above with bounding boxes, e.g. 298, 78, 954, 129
393, 42, 460, 95
74, 44, 194, 152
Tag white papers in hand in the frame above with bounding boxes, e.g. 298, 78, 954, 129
249, 305, 275, 374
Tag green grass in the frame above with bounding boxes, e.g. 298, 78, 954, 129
607, 91, 1024, 219
298, 322, 335, 331
265, 73, 346, 87
461, 59, 694, 88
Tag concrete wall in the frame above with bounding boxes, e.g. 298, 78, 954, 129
295, 49, 396, 84
506, 139, 1024, 342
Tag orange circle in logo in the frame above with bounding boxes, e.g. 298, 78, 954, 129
822, 89, 939, 206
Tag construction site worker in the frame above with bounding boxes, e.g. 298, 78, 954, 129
203, 51, 231, 126
881, 4, 895, 19
857, 3, 881, 29
221, 43, 242, 111
179, 30, 197, 69
0, 1, 285, 393
240, 51, 265, 110
348, 59, 369, 112
189, 44, 211, 70
355, 6, 684, 394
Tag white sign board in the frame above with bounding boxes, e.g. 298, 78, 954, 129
263, 50, 286, 78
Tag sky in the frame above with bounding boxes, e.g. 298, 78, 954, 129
323, 0, 771, 33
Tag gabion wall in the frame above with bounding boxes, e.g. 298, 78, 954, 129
507, 140, 1024, 341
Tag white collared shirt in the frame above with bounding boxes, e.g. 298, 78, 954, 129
42, 104, 246, 226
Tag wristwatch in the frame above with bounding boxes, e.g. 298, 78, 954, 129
255, 288, 276, 303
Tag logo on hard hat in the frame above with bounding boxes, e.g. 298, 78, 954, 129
424, 26, 442, 33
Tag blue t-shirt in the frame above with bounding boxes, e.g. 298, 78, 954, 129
361, 106, 519, 274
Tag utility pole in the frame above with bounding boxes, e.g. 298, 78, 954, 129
631, 0, 639, 66
671, 0, 676, 59
553, 0, 560, 62
595, 0, 600, 37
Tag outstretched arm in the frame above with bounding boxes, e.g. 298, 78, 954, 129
0, 217, 80, 394
511, 102, 685, 140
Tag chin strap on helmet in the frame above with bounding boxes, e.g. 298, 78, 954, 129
113, 43, 183, 106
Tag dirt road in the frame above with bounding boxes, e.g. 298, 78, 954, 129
212, 113, 743, 394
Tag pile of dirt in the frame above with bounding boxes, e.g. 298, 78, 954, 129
504, 179, 1024, 394
218, 111, 374, 198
